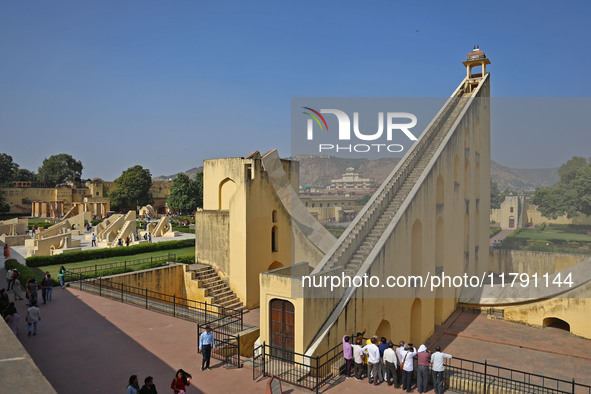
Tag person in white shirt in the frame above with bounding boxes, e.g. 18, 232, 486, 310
25, 301, 41, 336
352, 338, 365, 380
362, 336, 382, 385
382, 342, 398, 386
400, 344, 417, 392
395, 341, 405, 388
430, 346, 452, 394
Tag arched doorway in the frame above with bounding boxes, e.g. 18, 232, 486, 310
375, 319, 392, 340
218, 178, 236, 210
410, 298, 422, 344
543, 317, 570, 332
270, 299, 295, 360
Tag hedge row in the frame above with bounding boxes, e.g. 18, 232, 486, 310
65, 261, 166, 282
172, 226, 195, 234
5, 259, 42, 285
25, 239, 195, 268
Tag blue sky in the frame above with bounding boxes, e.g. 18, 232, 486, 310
1, 0, 590, 179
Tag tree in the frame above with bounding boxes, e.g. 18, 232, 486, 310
490, 180, 504, 209
109, 165, 153, 211
166, 173, 203, 214
532, 156, 591, 218
14, 168, 38, 183
0, 191, 9, 212
356, 193, 372, 206
0, 153, 19, 186
38, 154, 83, 186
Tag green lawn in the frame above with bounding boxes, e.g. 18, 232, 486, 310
513, 227, 591, 242
32, 246, 195, 279
28, 218, 54, 227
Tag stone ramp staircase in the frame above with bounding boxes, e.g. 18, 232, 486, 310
315, 89, 470, 276
187, 264, 246, 311
305, 76, 486, 358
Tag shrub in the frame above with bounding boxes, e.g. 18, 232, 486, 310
5, 259, 42, 284
65, 261, 166, 282
538, 222, 546, 231
91, 219, 103, 226
25, 239, 195, 267
175, 254, 196, 264
172, 226, 195, 234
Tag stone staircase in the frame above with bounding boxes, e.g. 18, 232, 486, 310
318, 90, 470, 276
187, 264, 246, 311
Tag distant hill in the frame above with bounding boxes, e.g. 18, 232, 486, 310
295, 155, 558, 191
154, 166, 203, 181
490, 161, 558, 191
158, 158, 558, 192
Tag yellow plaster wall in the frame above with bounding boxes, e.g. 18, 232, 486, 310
259, 76, 492, 353
493, 282, 591, 339
489, 249, 586, 275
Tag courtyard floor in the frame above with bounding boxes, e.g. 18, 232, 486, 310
1, 266, 590, 393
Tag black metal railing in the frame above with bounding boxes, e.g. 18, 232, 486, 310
75, 276, 243, 329
253, 341, 591, 394
444, 357, 591, 394
65, 253, 176, 280
197, 313, 244, 369
252, 342, 344, 393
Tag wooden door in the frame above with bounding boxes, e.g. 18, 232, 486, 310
509, 217, 515, 228
270, 299, 294, 361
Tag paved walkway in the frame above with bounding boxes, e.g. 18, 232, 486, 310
489, 228, 514, 247
431, 310, 591, 385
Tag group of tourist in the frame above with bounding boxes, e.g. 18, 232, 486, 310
342, 330, 452, 393
1, 286, 41, 337
3, 266, 68, 337
125, 369, 193, 394
124, 327, 213, 393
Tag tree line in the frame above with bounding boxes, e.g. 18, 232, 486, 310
0, 152, 203, 214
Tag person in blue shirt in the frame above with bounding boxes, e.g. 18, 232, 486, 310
199, 325, 215, 370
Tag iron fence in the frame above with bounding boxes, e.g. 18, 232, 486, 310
444, 357, 591, 394
65, 253, 175, 280
252, 341, 591, 394
252, 342, 344, 393
75, 276, 243, 328
197, 313, 243, 369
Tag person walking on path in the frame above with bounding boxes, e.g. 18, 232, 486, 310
3, 244, 10, 259
58, 266, 68, 288
12, 277, 24, 300
199, 325, 215, 370
41, 273, 53, 303
127, 375, 140, 394
431, 346, 452, 394
416, 344, 431, 393
25, 301, 41, 336
6, 268, 14, 290
12, 279, 25, 301
139, 376, 158, 394
170, 369, 191, 393
91, 233, 97, 247
4, 302, 21, 335
0, 289, 9, 316
27, 279, 39, 306
342, 335, 353, 377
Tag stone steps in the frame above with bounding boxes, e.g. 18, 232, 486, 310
187, 264, 246, 312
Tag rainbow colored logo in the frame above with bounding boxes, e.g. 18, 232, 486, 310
302, 107, 328, 131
